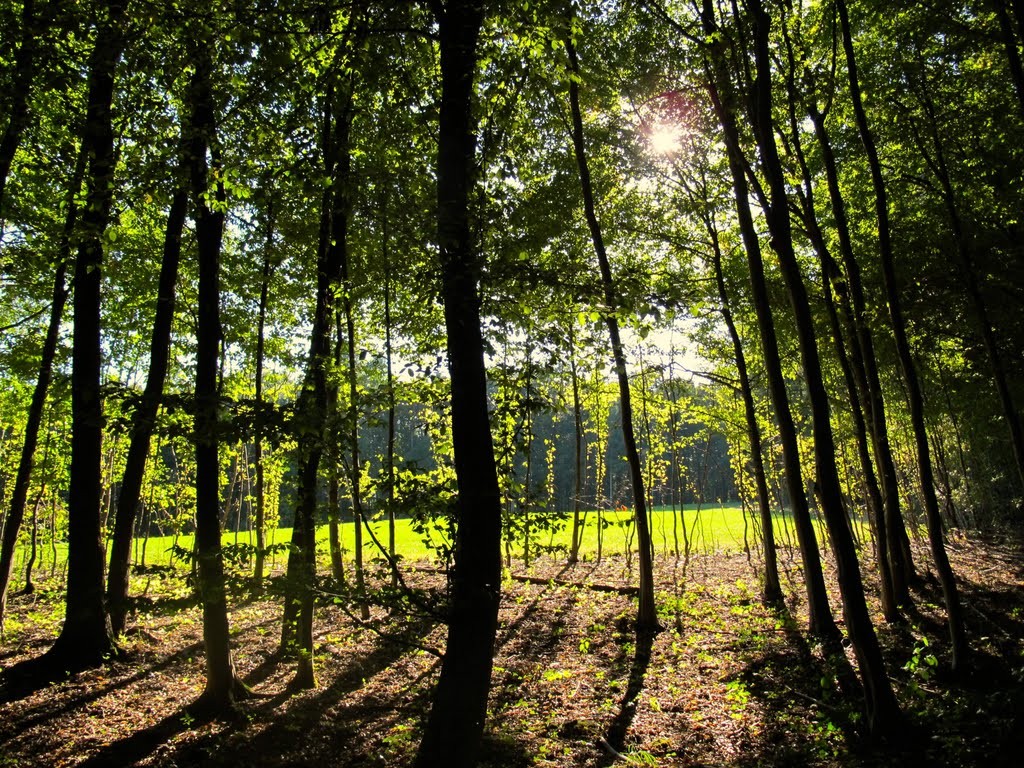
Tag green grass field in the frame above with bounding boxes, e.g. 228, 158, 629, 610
13, 502, 863, 575
110, 502, 838, 569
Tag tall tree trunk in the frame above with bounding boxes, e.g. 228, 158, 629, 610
188, 33, 250, 711
568, 324, 584, 565
106, 157, 187, 636
0, 147, 84, 631
0, 0, 42, 212
327, 309, 346, 585
700, 3, 837, 642
746, 0, 900, 732
382, 189, 398, 583
837, 0, 967, 672
564, 34, 659, 631
337, 102, 369, 619
706, 214, 782, 606
809, 107, 915, 603
253, 200, 274, 589
280, 87, 338, 686
776, 31, 899, 621
414, 3, 502, 765
45, 0, 125, 671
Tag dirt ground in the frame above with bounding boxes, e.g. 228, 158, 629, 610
1, 532, 1023, 767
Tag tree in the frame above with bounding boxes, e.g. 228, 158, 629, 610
414, 1, 503, 764
563, 27, 659, 632
187, 24, 251, 711
105, 143, 187, 636
43, 0, 126, 672
836, 0, 967, 672
0, 148, 83, 631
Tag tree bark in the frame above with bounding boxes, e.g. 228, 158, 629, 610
106, 158, 187, 636
837, 0, 967, 672
564, 34, 659, 631
45, 0, 125, 671
0, 147, 84, 631
253, 200, 274, 589
706, 215, 782, 606
699, 1, 837, 642
414, 2, 502, 765
808, 108, 915, 603
776, 30, 899, 620
187, 33, 250, 711
746, 0, 900, 732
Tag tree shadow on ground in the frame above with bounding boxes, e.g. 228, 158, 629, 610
0, 636, 206, 741
114, 613, 441, 767
597, 624, 658, 766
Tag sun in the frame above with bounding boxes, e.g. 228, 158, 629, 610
647, 123, 682, 155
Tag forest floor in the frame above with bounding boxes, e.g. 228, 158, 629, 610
1, 531, 1023, 767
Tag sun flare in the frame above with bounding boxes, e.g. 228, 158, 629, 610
648, 123, 682, 155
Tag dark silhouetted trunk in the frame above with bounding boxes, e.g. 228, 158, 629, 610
809, 107, 915, 604
0, 148, 84, 630
382, 192, 398, 583
564, 34, 659, 631
188, 34, 250, 711
44, 0, 125, 671
414, 3, 502, 765
748, 0, 900, 732
281, 88, 338, 686
707, 214, 782, 606
837, 0, 967, 672
253, 202, 274, 589
568, 326, 583, 565
700, 1, 837, 641
776, 29, 899, 621
106, 160, 187, 636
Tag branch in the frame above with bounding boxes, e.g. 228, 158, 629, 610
0, 303, 50, 333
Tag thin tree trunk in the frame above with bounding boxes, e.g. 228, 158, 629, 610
414, 3, 502, 764
777, 30, 898, 620
106, 158, 187, 636
382, 189, 398, 584
700, 4, 837, 641
564, 34, 659, 631
568, 326, 583, 565
706, 214, 782, 606
809, 107, 915, 604
45, 0, 125, 671
0, 148, 83, 630
253, 205, 273, 589
837, 0, 967, 672
746, 0, 900, 731
280, 87, 336, 682
0, 0, 42, 212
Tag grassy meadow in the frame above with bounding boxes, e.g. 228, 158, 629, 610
12, 501, 865, 578
110, 502, 843, 571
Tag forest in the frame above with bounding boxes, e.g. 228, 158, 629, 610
1, 0, 1023, 765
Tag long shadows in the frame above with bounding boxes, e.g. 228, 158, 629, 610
598, 625, 658, 765
110, 613, 440, 767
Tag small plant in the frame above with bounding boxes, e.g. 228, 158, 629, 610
724, 679, 750, 718
543, 668, 572, 682
903, 635, 939, 700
